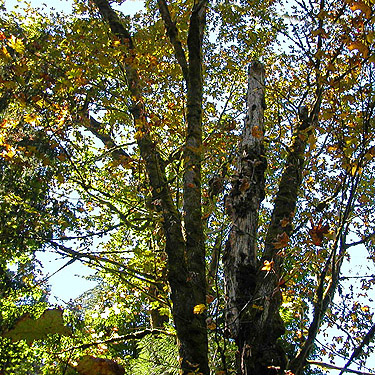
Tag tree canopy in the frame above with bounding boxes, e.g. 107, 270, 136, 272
1, 0, 375, 374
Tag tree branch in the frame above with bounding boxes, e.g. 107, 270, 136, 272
308, 360, 375, 375
339, 323, 375, 375
59, 329, 174, 353
83, 115, 131, 166
156, 0, 189, 82
48, 241, 159, 286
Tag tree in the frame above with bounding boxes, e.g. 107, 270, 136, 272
1, 0, 375, 374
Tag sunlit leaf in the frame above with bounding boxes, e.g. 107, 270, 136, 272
76, 356, 125, 375
193, 304, 207, 314
261, 260, 274, 272
3, 309, 72, 344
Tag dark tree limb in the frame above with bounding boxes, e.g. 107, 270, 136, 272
308, 360, 375, 375
339, 323, 375, 375
90, 1, 210, 373
59, 329, 174, 353
290, 167, 362, 375
156, 0, 189, 82
174, 2, 210, 373
84, 116, 131, 162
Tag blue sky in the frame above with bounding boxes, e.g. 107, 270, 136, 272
6, 0, 144, 15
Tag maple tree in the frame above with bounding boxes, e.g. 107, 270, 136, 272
1, 0, 375, 374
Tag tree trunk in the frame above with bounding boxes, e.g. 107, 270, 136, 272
92, 1, 209, 373
225, 62, 311, 375
224, 61, 267, 339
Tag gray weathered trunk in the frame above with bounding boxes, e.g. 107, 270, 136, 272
225, 62, 311, 375
224, 61, 267, 340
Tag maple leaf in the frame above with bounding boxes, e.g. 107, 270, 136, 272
4, 309, 71, 345
24, 113, 40, 125
309, 218, 329, 246
272, 232, 289, 249
207, 320, 216, 330
280, 217, 290, 227
8, 35, 25, 54
239, 178, 251, 192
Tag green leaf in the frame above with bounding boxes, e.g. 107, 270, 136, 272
3, 308, 72, 344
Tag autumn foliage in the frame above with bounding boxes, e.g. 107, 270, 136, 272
1, 0, 375, 374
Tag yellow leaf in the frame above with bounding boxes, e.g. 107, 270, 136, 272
24, 113, 40, 125
261, 260, 274, 272
350, 164, 362, 176
327, 145, 338, 153
307, 176, 314, 184
308, 133, 316, 149
8, 35, 25, 55
0, 46, 11, 61
193, 304, 207, 314
134, 130, 143, 140
1, 147, 16, 160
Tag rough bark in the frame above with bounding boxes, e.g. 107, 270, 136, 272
224, 61, 267, 339
92, 1, 209, 373
179, 3, 209, 373
240, 107, 311, 375
225, 62, 313, 375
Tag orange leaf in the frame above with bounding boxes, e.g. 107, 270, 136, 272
239, 178, 251, 192
206, 294, 215, 304
350, 1, 372, 19
309, 219, 329, 246
347, 41, 369, 58
251, 125, 263, 138
280, 217, 290, 228
76, 356, 125, 375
